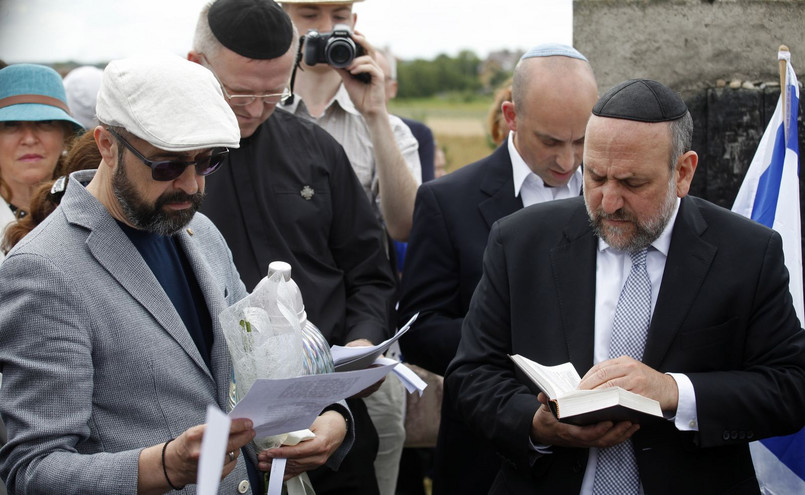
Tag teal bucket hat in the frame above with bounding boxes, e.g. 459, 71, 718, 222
0, 64, 84, 132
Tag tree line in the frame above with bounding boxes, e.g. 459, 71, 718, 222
395, 50, 516, 100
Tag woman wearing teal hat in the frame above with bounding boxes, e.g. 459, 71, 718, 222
0, 63, 84, 261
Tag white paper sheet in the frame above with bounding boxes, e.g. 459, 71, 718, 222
229, 361, 397, 438
197, 405, 232, 495
330, 313, 419, 371
268, 457, 286, 495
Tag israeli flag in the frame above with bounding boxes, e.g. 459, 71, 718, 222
732, 50, 805, 494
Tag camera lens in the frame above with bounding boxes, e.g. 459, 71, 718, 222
326, 39, 355, 68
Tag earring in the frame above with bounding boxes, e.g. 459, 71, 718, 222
62, 149, 68, 157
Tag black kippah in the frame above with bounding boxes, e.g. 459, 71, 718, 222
592, 79, 688, 123
208, 0, 293, 60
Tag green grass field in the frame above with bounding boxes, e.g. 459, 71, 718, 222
390, 96, 498, 174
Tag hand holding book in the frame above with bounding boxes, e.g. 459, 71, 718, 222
509, 354, 664, 426
579, 356, 680, 414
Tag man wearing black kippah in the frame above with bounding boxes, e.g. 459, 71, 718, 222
445, 78, 805, 494
188, 1, 397, 494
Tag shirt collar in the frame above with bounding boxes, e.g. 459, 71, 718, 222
285, 83, 360, 118
331, 83, 360, 116
597, 197, 681, 257
508, 130, 582, 198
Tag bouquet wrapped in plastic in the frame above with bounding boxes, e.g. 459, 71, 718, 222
220, 261, 334, 451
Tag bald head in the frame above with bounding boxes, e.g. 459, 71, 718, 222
501, 52, 598, 187
375, 49, 398, 102
511, 55, 597, 119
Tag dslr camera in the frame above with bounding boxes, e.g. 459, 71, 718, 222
304, 24, 371, 83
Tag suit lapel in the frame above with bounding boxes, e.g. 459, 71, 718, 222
84, 221, 214, 380
550, 204, 598, 372
478, 142, 523, 229
177, 231, 233, 406
643, 198, 716, 368
59, 173, 215, 381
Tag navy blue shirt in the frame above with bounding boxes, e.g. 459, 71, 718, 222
118, 222, 214, 371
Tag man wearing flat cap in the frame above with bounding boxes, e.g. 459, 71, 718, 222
188, 1, 397, 494
445, 78, 805, 494
397, 44, 598, 495
0, 53, 352, 494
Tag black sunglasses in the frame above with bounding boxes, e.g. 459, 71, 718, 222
108, 129, 229, 182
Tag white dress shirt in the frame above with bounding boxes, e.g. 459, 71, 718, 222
508, 131, 582, 206
579, 197, 699, 494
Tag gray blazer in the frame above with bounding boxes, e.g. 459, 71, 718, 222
0, 171, 350, 494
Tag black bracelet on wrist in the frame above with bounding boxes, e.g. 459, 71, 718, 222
162, 438, 184, 491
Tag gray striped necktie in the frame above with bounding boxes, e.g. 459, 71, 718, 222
592, 248, 651, 495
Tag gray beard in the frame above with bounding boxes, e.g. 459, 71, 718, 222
586, 177, 677, 253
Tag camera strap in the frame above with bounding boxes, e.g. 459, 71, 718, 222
284, 35, 306, 106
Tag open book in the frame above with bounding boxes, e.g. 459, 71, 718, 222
509, 354, 663, 426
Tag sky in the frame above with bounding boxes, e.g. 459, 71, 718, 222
0, 0, 573, 64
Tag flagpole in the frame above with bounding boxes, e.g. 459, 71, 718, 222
779, 45, 789, 136
777, 45, 791, 142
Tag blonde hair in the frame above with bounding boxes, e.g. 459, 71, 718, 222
487, 78, 512, 146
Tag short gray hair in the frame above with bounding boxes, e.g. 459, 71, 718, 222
192, 3, 224, 61
668, 111, 693, 170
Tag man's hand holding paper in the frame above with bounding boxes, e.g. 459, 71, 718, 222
258, 410, 348, 480
345, 338, 386, 398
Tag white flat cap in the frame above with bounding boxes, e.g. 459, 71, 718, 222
96, 53, 240, 152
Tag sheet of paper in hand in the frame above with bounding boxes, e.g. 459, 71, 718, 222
508, 354, 663, 426
229, 361, 397, 439
330, 312, 419, 371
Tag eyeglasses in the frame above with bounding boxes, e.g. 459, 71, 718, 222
200, 54, 291, 106
108, 129, 228, 182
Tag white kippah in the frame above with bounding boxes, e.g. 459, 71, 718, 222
96, 53, 240, 152
520, 43, 588, 62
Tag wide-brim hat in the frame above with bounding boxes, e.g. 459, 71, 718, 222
0, 64, 84, 133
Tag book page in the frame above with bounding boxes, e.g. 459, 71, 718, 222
557, 387, 662, 424
509, 355, 581, 398
542, 362, 582, 397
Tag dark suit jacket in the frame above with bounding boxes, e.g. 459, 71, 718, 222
400, 117, 436, 183
399, 141, 521, 375
398, 142, 522, 494
446, 195, 805, 494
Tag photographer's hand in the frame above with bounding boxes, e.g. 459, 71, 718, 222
336, 30, 419, 241
336, 30, 385, 118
